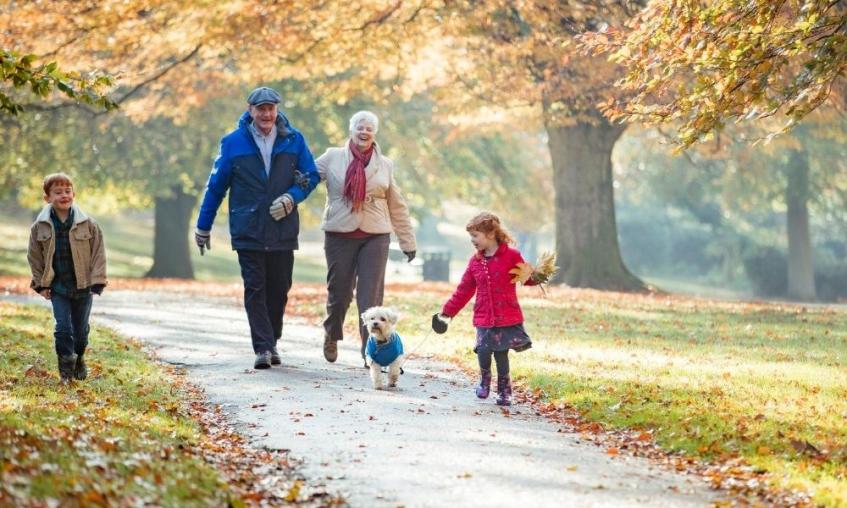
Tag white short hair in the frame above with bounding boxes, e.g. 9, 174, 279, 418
349, 110, 379, 134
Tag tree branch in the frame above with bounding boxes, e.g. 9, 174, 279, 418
106, 44, 202, 110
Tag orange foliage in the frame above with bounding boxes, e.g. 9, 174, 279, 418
2, 1, 443, 121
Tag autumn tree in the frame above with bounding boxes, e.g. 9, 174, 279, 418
412, 1, 646, 290
581, 0, 847, 147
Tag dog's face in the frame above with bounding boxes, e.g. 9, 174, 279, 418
361, 306, 399, 343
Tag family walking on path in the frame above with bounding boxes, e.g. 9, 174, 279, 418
21, 84, 723, 506
189, 85, 544, 408
25, 85, 559, 407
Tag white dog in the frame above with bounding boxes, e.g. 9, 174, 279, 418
361, 306, 404, 390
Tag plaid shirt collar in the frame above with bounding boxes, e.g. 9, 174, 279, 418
50, 207, 85, 297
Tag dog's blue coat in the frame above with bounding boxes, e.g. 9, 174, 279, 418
366, 332, 404, 367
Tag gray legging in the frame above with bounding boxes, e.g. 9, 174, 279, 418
323, 232, 390, 359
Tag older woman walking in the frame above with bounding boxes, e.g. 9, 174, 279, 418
317, 111, 416, 365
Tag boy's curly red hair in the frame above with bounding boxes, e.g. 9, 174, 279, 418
42, 172, 74, 195
466, 212, 515, 246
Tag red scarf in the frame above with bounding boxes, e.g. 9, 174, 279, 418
343, 139, 373, 212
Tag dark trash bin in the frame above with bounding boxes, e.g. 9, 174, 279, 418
421, 248, 451, 282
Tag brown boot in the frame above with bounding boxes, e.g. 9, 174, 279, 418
323, 335, 338, 363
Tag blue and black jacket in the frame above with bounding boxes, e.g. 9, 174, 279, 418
196, 110, 320, 251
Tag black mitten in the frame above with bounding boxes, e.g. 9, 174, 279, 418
432, 313, 448, 334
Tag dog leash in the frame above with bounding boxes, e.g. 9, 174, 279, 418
399, 328, 438, 372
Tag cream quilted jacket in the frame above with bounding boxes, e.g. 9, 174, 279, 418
316, 142, 416, 252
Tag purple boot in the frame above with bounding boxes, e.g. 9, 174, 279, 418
475, 369, 491, 399
496, 375, 512, 406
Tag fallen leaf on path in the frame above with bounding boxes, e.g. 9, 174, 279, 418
284, 480, 302, 502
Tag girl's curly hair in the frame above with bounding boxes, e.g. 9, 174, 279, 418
466, 212, 515, 246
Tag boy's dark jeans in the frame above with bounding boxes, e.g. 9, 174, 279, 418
50, 292, 93, 357
236, 249, 294, 355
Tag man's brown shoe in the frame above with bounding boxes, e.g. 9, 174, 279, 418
323, 336, 338, 363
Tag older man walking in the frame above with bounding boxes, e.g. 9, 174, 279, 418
195, 86, 320, 369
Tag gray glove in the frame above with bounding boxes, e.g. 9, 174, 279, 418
404, 250, 416, 263
195, 229, 211, 256
269, 193, 294, 221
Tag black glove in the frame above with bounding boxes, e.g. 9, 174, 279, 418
404, 250, 416, 263
432, 313, 449, 334
195, 229, 211, 256
91, 284, 105, 295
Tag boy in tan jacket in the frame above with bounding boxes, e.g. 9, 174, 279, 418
28, 173, 107, 382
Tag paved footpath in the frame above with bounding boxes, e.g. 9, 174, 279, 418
6, 291, 721, 507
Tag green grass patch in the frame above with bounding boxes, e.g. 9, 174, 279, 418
0, 302, 231, 506
387, 286, 847, 506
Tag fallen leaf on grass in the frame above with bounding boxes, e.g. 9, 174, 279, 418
790, 439, 823, 458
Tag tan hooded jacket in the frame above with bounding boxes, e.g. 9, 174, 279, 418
316, 141, 416, 252
28, 204, 108, 291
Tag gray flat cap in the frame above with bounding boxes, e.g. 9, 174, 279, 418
247, 86, 281, 106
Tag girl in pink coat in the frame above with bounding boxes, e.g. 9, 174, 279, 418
439, 212, 537, 406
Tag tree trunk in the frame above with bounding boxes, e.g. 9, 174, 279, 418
784, 149, 816, 301
146, 186, 196, 279
544, 114, 644, 291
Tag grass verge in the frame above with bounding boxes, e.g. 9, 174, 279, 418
0, 302, 232, 506
383, 284, 846, 506
0, 301, 341, 507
